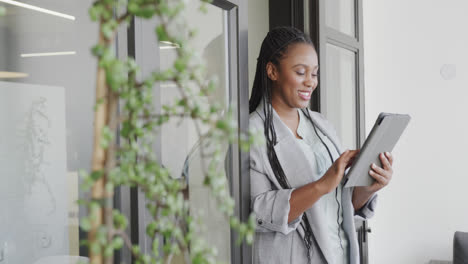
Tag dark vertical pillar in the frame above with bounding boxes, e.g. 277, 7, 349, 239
308, 0, 321, 112
269, 0, 292, 29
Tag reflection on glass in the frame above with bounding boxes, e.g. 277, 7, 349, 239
325, 44, 357, 149
326, 0, 356, 37
0, 0, 97, 262
0, 0, 75, 20
159, 2, 231, 263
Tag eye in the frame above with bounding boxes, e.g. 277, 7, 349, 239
296, 71, 305, 76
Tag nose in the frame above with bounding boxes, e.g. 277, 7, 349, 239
304, 75, 318, 88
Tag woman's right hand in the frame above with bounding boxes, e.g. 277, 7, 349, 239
317, 149, 360, 194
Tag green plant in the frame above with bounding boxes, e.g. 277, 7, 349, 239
80, 0, 258, 263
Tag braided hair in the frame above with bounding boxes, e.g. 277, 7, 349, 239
249, 27, 317, 261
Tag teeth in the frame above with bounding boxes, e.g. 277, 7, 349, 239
299, 91, 310, 97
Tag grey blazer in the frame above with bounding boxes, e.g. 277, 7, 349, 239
250, 102, 377, 264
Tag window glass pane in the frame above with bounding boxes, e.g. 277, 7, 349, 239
159, 2, 231, 263
325, 43, 357, 149
326, 0, 356, 37
0, 0, 97, 263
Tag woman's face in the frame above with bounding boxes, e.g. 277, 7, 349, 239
268, 43, 319, 110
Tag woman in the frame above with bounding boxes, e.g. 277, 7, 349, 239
249, 27, 394, 264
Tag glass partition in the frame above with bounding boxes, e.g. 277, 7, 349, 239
0, 0, 97, 263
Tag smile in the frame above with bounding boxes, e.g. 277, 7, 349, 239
298, 90, 311, 100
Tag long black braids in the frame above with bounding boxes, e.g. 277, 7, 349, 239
249, 27, 317, 262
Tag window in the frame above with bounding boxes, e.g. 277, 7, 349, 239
315, 0, 366, 150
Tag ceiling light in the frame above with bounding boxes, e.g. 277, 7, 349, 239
160, 83, 177, 88
0, 0, 75, 20
160, 46, 178, 50
159, 41, 179, 50
0, 71, 28, 78
21, 51, 76, 58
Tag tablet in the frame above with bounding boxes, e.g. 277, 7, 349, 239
343, 112, 411, 188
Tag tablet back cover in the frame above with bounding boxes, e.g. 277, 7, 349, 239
344, 113, 410, 188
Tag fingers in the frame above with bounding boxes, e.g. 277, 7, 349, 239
340, 149, 359, 160
338, 149, 359, 170
385, 152, 394, 166
369, 168, 389, 186
371, 163, 387, 176
338, 150, 356, 164
379, 153, 393, 172
370, 162, 392, 185
368, 152, 394, 191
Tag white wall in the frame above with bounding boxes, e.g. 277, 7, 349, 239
363, 0, 468, 263
248, 0, 269, 95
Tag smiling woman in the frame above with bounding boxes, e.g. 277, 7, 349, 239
249, 27, 390, 264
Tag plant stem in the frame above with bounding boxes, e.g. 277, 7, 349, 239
90, 27, 109, 264
104, 91, 118, 264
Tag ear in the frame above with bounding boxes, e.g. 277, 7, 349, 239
266, 62, 278, 81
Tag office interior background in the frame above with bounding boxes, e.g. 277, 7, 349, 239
0, 0, 467, 263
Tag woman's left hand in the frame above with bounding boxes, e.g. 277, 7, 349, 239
364, 152, 394, 193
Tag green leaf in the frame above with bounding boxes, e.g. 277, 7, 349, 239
155, 25, 169, 42
132, 245, 141, 255
120, 120, 132, 137
174, 58, 187, 72
105, 182, 114, 193
113, 210, 128, 230
93, 97, 105, 111
152, 237, 160, 257
141, 255, 151, 264
215, 120, 227, 130
127, 58, 139, 72
79, 239, 89, 247
80, 218, 91, 231
88, 4, 102, 21
90, 242, 101, 254
128, 2, 138, 14
104, 245, 114, 257
76, 199, 88, 206
246, 232, 254, 245
112, 237, 124, 249
146, 221, 157, 237
100, 125, 114, 149
101, 20, 117, 39
106, 60, 128, 92
90, 201, 103, 215
91, 44, 106, 57
90, 170, 103, 181
136, 7, 156, 19
199, 3, 208, 13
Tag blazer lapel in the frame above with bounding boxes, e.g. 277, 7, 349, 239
255, 102, 320, 187
254, 102, 336, 264
306, 109, 344, 154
